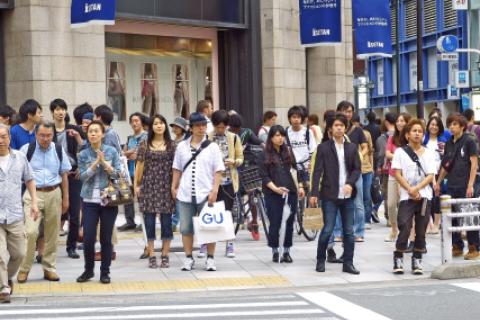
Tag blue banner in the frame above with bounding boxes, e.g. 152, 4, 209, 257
299, 0, 341, 46
352, 0, 392, 58
71, 0, 116, 28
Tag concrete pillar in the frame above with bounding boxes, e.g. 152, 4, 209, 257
261, 0, 307, 126
3, 0, 106, 115
306, 0, 354, 119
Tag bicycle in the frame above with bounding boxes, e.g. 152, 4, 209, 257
234, 165, 270, 242
294, 162, 319, 241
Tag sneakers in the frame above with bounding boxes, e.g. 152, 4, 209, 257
197, 244, 207, 258
452, 244, 464, 257
384, 232, 397, 242
393, 257, 404, 274
181, 257, 195, 271
205, 257, 217, 271
248, 223, 260, 241
464, 245, 480, 260
411, 257, 423, 275
225, 242, 235, 258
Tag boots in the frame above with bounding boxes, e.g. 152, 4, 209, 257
452, 244, 464, 257
411, 253, 423, 275
464, 245, 480, 260
393, 252, 404, 275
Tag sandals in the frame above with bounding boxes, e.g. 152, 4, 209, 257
148, 256, 158, 269
160, 256, 170, 268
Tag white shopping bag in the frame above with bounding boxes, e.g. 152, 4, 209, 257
199, 201, 227, 230
194, 208, 235, 245
278, 194, 291, 255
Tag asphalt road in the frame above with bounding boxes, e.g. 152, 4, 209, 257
4, 279, 480, 320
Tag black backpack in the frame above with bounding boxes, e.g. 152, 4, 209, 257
26, 141, 63, 164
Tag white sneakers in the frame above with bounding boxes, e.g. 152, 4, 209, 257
225, 242, 235, 258
205, 257, 217, 271
181, 257, 195, 271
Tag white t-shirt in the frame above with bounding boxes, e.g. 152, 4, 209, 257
0, 154, 9, 173
425, 138, 441, 172
287, 126, 316, 170
391, 146, 436, 201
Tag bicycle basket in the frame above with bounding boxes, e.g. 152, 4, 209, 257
239, 165, 263, 193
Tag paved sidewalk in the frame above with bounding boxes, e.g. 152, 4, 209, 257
15, 214, 455, 297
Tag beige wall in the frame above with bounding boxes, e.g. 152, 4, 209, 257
3, 0, 106, 116
307, 0, 354, 119
261, 0, 307, 126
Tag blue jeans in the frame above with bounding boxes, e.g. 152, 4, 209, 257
362, 172, 373, 224
82, 202, 118, 274
176, 198, 207, 236
333, 176, 365, 238
144, 213, 173, 241
317, 198, 355, 264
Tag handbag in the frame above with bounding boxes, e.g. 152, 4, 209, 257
302, 207, 324, 230
101, 176, 134, 207
371, 175, 383, 205
199, 201, 227, 230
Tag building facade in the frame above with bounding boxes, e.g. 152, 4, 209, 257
1, 0, 354, 137
368, 0, 467, 117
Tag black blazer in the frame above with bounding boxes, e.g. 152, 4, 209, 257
311, 139, 361, 202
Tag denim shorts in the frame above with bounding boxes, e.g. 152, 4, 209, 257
177, 198, 207, 235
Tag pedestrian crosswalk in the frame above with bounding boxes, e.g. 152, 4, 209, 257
4, 281, 480, 320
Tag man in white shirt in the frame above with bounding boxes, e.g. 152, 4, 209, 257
286, 106, 316, 179
258, 111, 277, 143
391, 119, 435, 275
196, 100, 214, 134
172, 112, 224, 272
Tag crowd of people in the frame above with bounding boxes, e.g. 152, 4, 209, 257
1, 96, 479, 303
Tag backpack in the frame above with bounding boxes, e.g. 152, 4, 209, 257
26, 141, 63, 164
466, 125, 480, 155
286, 125, 310, 147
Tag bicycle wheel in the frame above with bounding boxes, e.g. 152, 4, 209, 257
297, 196, 318, 241
295, 197, 305, 236
254, 192, 269, 242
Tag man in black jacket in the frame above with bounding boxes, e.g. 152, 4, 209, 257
50, 99, 84, 259
310, 113, 361, 275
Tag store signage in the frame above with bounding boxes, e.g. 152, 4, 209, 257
437, 53, 459, 61
452, 0, 468, 10
352, 0, 392, 59
462, 93, 470, 109
456, 70, 470, 88
299, 0, 341, 46
447, 85, 460, 99
71, 0, 116, 28
437, 35, 459, 53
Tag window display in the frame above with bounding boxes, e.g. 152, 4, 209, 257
141, 63, 159, 117
173, 64, 189, 118
107, 62, 127, 121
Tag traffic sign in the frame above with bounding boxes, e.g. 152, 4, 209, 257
437, 53, 458, 61
437, 35, 459, 53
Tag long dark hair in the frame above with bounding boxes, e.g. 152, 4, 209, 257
393, 112, 412, 147
426, 116, 445, 138
265, 125, 293, 166
147, 114, 174, 151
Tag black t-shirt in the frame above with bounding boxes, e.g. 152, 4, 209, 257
443, 134, 478, 189
348, 126, 367, 146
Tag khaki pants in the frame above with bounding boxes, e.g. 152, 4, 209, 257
387, 179, 400, 228
20, 188, 62, 273
0, 221, 25, 293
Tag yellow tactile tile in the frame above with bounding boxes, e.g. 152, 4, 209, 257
15, 275, 290, 296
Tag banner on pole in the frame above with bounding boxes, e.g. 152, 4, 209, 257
71, 0, 116, 28
352, 0, 393, 59
299, 0, 342, 46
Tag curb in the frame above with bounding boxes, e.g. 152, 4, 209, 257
431, 262, 480, 280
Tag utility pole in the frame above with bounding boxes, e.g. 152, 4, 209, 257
416, 0, 424, 119
395, 0, 401, 114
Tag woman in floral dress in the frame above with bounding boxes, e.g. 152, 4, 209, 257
135, 114, 176, 268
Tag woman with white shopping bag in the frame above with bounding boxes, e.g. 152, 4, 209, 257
257, 126, 305, 263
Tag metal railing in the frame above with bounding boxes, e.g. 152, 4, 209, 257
440, 195, 480, 264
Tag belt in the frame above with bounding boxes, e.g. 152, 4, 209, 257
36, 185, 59, 192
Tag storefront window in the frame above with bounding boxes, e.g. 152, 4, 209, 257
173, 64, 189, 118
107, 62, 127, 121
205, 66, 213, 103
141, 63, 159, 117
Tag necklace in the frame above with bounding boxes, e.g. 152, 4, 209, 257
151, 140, 165, 150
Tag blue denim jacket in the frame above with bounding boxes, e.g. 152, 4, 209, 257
78, 144, 121, 199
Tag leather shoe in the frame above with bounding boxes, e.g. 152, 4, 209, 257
342, 264, 360, 275
272, 252, 280, 263
17, 271, 28, 283
316, 261, 325, 272
67, 249, 80, 259
44, 270, 60, 281
118, 223, 136, 231
281, 253, 293, 263
0, 292, 10, 304
100, 273, 111, 284
77, 270, 94, 283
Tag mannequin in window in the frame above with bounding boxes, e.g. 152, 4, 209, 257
142, 64, 158, 117
173, 65, 189, 119
107, 62, 126, 121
